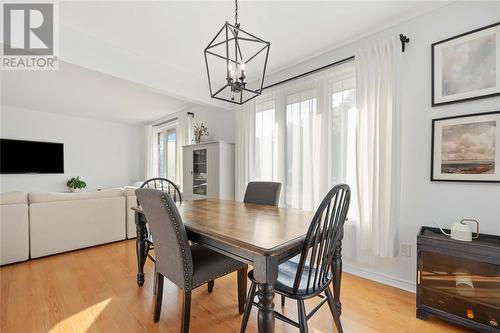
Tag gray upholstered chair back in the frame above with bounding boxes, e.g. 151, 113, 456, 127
243, 181, 282, 206
135, 188, 193, 290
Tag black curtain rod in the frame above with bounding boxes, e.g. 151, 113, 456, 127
262, 55, 355, 90
261, 33, 409, 91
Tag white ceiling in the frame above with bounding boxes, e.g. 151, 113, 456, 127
2, 1, 452, 123
1, 61, 192, 124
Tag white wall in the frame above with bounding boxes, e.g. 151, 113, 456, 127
187, 105, 235, 142
0, 106, 144, 193
262, 1, 500, 291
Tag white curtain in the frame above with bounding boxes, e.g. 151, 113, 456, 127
175, 111, 193, 189
235, 98, 256, 200
144, 124, 155, 180
355, 37, 401, 258
235, 63, 356, 211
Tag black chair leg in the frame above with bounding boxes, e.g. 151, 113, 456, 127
297, 300, 308, 333
181, 291, 191, 333
240, 281, 256, 333
153, 264, 157, 295
237, 266, 248, 314
325, 287, 343, 333
153, 272, 164, 322
207, 280, 214, 293
281, 295, 285, 307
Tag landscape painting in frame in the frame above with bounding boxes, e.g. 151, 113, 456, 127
432, 111, 500, 183
432, 22, 500, 106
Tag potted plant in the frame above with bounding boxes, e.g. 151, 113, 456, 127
193, 123, 209, 143
67, 176, 87, 192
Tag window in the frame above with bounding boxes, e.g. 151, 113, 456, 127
154, 126, 177, 182
254, 99, 277, 181
285, 90, 317, 209
241, 63, 357, 211
331, 76, 356, 186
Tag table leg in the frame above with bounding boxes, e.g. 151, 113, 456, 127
253, 256, 278, 333
257, 283, 275, 333
135, 211, 147, 286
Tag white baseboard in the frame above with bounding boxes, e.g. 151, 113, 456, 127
343, 262, 416, 293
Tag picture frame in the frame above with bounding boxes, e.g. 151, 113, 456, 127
431, 111, 500, 183
432, 22, 500, 106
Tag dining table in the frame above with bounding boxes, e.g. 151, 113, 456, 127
132, 199, 344, 333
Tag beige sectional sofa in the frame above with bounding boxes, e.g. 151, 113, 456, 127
0, 187, 140, 265
29, 189, 126, 258
0, 192, 30, 265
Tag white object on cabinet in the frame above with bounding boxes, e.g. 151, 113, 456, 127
182, 141, 234, 200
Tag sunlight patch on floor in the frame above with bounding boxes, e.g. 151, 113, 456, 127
49, 298, 112, 333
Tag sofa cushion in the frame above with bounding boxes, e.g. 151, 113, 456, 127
0, 191, 28, 205
29, 188, 124, 203
124, 186, 138, 197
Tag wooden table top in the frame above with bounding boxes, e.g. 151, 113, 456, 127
132, 199, 313, 256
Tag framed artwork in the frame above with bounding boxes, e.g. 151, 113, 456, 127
432, 22, 500, 106
431, 111, 500, 183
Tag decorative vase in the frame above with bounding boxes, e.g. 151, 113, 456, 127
194, 134, 202, 144
69, 188, 81, 193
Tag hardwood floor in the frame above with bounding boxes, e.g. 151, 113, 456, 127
1, 240, 472, 333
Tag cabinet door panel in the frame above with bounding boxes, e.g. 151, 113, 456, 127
193, 149, 208, 198
183, 147, 193, 199
206, 144, 219, 198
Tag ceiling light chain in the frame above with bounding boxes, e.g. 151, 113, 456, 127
234, 0, 238, 27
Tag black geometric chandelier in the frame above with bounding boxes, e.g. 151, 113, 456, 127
204, 0, 270, 105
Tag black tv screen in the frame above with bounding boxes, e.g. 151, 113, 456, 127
0, 139, 64, 174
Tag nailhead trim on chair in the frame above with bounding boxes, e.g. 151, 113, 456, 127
161, 194, 192, 290
192, 264, 248, 289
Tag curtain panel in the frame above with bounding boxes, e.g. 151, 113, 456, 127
355, 37, 401, 258
144, 124, 155, 180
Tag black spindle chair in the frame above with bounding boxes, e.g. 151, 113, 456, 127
240, 184, 351, 333
139, 178, 182, 293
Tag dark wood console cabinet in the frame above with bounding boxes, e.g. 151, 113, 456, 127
417, 226, 500, 332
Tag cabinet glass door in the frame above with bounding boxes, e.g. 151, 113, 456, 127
421, 251, 500, 328
193, 149, 207, 196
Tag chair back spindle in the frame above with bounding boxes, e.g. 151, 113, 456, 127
139, 178, 182, 204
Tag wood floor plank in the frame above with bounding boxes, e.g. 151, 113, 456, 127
0, 240, 473, 333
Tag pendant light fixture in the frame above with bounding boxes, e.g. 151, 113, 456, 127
204, 0, 270, 105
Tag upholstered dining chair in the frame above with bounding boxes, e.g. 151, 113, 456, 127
240, 184, 351, 333
139, 178, 182, 294
243, 181, 282, 206
136, 188, 248, 333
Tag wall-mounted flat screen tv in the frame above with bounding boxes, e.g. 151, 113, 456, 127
0, 139, 64, 174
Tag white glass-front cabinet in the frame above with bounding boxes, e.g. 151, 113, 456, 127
182, 141, 234, 200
